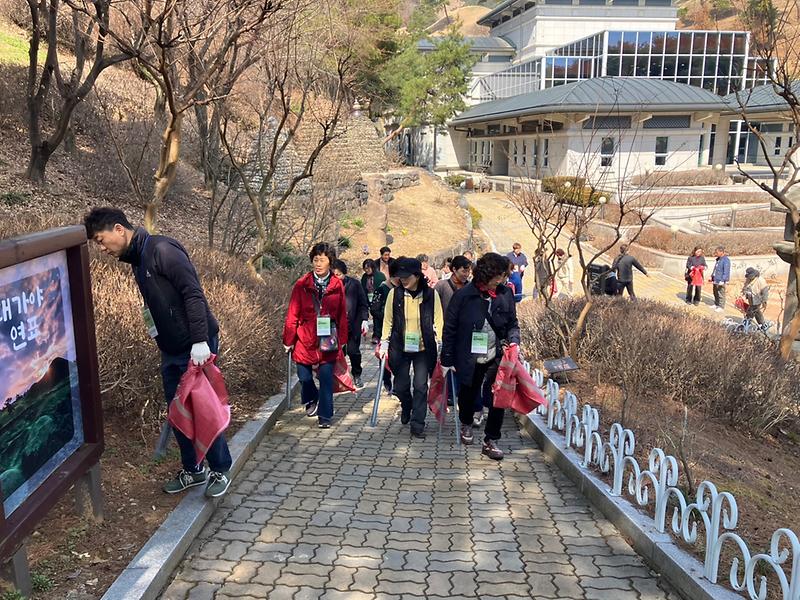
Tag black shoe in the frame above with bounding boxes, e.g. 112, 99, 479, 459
401, 410, 411, 425
305, 401, 318, 417
693, 301, 701, 306
410, 430, 426, 439
482, 439, 504, 460
318, 420, 331, 429
354, 376, 364, 390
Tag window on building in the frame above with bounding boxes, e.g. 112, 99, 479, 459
655, 136, 669, 166
543, 139, 549, 167
521, 141, 527, 166
512, 140, 519, 165
790, 137, 794, 149
601, 137, 615, 167
532, 138, 539, 168
775, 137, 783, 156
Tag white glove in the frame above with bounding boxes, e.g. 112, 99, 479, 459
190, 342, 211, 366
361, 320, 369, 336
378, 341, 389, 359
441, 364, 455, 374
283, 345, 293, 353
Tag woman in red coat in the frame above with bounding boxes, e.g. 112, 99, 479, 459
685, 246, 707, 306
283, 242, 348, 428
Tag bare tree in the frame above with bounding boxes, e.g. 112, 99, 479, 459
24, 0, 139, 181
734, 0, 800, 358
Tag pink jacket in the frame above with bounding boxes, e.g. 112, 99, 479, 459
423, 265, 439, 286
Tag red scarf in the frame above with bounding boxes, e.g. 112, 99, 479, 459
476, 282, 497, 299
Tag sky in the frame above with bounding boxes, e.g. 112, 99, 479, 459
0, 255, 74, 404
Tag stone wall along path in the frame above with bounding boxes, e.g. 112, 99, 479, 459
162, 357, 681, 600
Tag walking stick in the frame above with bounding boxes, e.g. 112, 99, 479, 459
153, 420, 172, 460
370, 355, 386, 427
437, 369, 448, 445
450, 371, 461, 448
285, 350, 292, 408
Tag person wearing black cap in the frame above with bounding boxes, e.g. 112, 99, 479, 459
378, 257, 444, 438
741, 267, 770, 325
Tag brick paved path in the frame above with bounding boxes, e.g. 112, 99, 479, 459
162, 358, 679, 600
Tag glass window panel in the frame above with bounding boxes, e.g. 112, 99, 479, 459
734, 33, 746, 54
706, 32, 719, 54
546, 57, 555, 78
716, 78, 730, 94
621, 56, 635, 76
651, 32, 665, 54
693, 32, 706, 53
636, 55, 649, 76
608, 31, 622, 53
676, 76, 689, 85
690, 77, 703, 88
665, 32, 679, 53
581, 58, 593, 78
679, 32, 692, 53
656, 136, 668, 154
602, 137, 615, 153
717, 56, 731, 76
677, 55, 690, 76
702, 78, 715, 91
606, 55, 620, 76
691, 56, 704, 76
704, 56, 718, 76
555, 57, 567, 78
649, 56, 663, 76
638, 32, 652, 53
623, 32, 637, 54
731, 56, 744, 77
566, 58, 580, 78
719, 33, 733, 54
663, 55, 676, 76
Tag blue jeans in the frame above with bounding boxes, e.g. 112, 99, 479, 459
296, 362, 334, 423
161, 336, 232, 473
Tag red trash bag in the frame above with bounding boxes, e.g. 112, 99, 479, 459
492, 345, 547, 415
427, 361, 447, 425
168, 355, 231, 464
331, 351, 356, 393
734, 296, 750, 313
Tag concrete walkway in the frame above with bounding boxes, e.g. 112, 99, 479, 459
471, 192, 782, 325
161, 357, 679, 600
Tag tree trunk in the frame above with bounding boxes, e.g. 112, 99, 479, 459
148, 112, 183, 232
569, 298, 593, 359
780, 263, 800, 359
26, 143, 51, 182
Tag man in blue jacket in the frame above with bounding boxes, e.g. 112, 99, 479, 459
710, 246, 731, 312
84, 207, 232, 498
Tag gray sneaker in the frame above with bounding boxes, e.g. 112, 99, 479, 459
460, 424, 474, 445
163, 468, 207, 494
205, 471, 232, 498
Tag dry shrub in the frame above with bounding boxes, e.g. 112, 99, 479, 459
632, 168, 731, 187
518, 298, 800, 435
709, 209, 785, 228
2, 214, 293, 426
650, 191, 773, 206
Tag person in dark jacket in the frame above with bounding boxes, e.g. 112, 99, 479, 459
283, 243, 349, 429
611, 244, 648, 298
710, 246, 731, 311
441, 252, 521, 461
360, 259, 386, 305
378, 257, 444, 439
84, 207, 232, 498
371, 259, 400, 393
685, 246, 707, 306
333, 259, 370, 389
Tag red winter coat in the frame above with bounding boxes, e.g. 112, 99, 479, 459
283, 272, 348, 366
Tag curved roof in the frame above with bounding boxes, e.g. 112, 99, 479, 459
723, 82, 800, 114
417, 36, 515, 54
451, 77, 727, 125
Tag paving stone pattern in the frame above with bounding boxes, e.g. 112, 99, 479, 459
163, 358, 680, 600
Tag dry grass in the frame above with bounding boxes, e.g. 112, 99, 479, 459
632, 168, 731, 187
643, 191, 773, 206
709, 209, 785, 228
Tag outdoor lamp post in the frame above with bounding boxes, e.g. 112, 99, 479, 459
730, 202, 738, 229
670, 223, 679, 244
598, 195, 607, 220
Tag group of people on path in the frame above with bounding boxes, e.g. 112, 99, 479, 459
281, 244, 526, 461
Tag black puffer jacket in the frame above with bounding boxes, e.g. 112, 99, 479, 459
120, 227, 218, 355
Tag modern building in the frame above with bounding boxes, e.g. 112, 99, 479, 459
403, 0, 779, 180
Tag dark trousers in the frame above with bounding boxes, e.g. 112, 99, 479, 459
458, 359, 504, 441
616, 280, 635, 298
392, 352, 430, 434
686, 284, 702, 303
161, 336, 232, 474
713, 284, 726, 308
746, 305, 765, 325
345, 330, 362, 377
296, 361, 334, 423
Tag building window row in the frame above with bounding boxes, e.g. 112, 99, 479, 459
607, 31, 748, 56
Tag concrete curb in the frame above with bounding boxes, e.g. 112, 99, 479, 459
101, 371, 299, 600
521, 413, 741, 600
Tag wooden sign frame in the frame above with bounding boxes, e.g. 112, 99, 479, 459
0, 226, 103, 560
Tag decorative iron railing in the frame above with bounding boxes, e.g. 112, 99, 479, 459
525, 363, 800, 600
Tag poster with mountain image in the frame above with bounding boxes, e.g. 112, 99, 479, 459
0, 250, 83, 516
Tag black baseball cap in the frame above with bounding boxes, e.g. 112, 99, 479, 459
395, 257, 422, 279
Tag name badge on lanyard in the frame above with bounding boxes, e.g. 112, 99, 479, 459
471, 331, 489, 354
404, 331, 420, 352
142, 306, 159, 338
317, 316, 332, 337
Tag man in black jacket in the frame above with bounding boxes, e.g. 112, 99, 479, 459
333, 260, 370, 389
441, 253, 520, 460
611, 244, 648, 298
84, 207, 232, 498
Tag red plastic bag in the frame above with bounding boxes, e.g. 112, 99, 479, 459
734, 296, 750, 313
168, 355, 231, 464
326, 351, 356, 393
492, 345, 547, 415
427, 361, 447, 425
